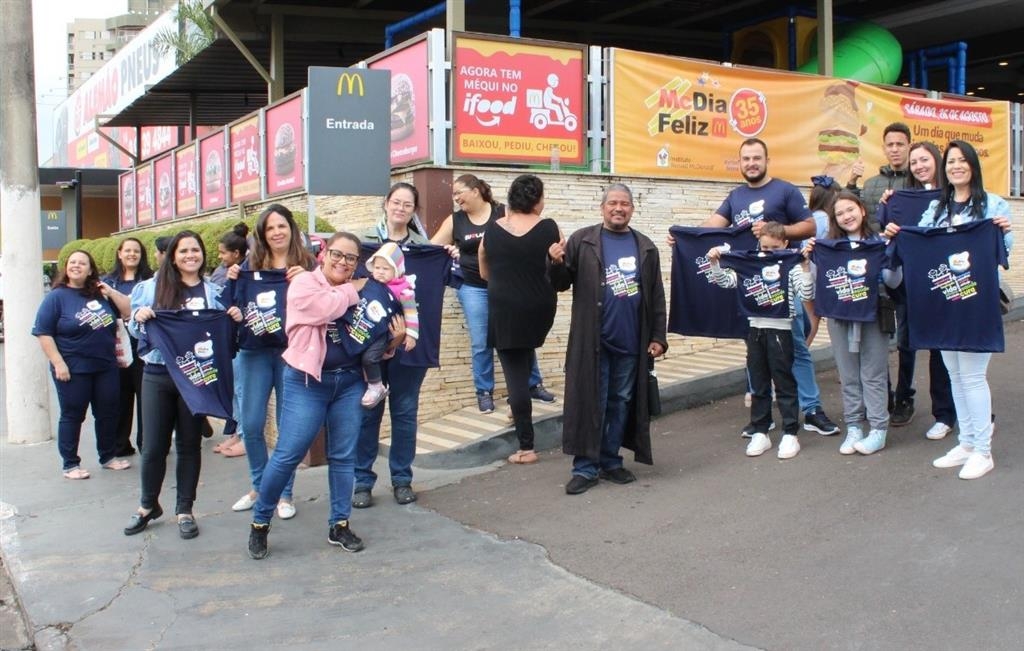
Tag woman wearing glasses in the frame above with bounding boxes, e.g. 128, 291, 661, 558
247, 232, 406, 558
225, 204, 315, 520
352, 183, 431, 508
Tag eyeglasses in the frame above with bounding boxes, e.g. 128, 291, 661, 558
326, 250, 359, 264
387, 198, 415, 211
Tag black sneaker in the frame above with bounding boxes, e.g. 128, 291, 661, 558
891, 399, 915, 427
598, 467, 636, 484
352, 488, 373, 509
393, 485, 417, 505
248, 523, 270, 559
565, 475, 599, 495
476, 390, 495, 414
803, 408, 840, 435
328, 520, 364, 552
741, 421, 776, 438
530, 384, 556, 403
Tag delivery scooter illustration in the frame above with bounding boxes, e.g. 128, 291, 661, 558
527, 74, 578, 132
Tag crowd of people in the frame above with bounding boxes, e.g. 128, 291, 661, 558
31, 127, 1013, 557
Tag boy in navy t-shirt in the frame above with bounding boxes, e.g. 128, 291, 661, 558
706, 222, 813, 460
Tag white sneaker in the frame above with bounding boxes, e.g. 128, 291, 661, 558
925, 422, 953, 440
839, 426, 864, 455
745, 433, 772, 457
933, 444, 974, 468
232, 493, 257, 511
777, 434, 801, 459
276, 501, 297, 519
854, 429, 887, 455
959, 452, 994, 480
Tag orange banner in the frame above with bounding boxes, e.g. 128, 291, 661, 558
611, 49, 1010, 193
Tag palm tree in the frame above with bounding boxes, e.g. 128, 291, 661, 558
154, 0, 217, 65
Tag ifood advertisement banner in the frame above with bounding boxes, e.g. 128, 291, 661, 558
265, 95, 305, 196
368, 37, 431, 167
306, 67, 391, 196
611, 48, 1010, 190
451, 33, 586, 165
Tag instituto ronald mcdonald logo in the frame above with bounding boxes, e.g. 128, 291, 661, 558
337, 72, 365, 97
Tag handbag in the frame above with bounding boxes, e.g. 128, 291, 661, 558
647, 356, 662, 417
114, 319, 134, 368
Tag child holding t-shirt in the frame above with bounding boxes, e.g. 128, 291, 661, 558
360, 242, 419, 408
707, 221, 812, 460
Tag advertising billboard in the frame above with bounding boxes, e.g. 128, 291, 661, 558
230, 115, 261, 203
369, 37, 431, 167
153, 154, 174, 222
175, 144, 198, 217
200, 131, 227, 211
119, 171, 135, 230
135, 163, 153, 226
264, 95, 305, 195
451, 33, 586, 165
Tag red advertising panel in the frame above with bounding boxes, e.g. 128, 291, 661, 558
141, 126, 181, 161
119, 171, 135, 230
230, 115, 261, 203
136, 163, 154, 226
175, 144, 198, 217
452, 33, 586, 165
200, 131, 226, 211
153, 154, 174, 222
264, 96, 304, 195
369, 37, 431, 167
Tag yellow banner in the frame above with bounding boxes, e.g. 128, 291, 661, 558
611, 49, 1010, 193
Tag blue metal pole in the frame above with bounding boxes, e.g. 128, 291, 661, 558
385, 1, 447, 48
509, 0, 521, 37
956, 41, 967, 95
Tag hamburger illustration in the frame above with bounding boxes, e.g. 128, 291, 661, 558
158, 172, 171, 210
817, 83, 865, 177
273, 123, 296, 176
205, 150, 222, 194
390, 73, 415, 142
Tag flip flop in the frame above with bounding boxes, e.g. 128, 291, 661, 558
62, 467, 91, 480
507, 450, 539, 465
213, 435, 241, 454
102, 458, 131, 471
221, 440, 247, 457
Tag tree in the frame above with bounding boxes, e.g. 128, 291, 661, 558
153, 0, 217, 65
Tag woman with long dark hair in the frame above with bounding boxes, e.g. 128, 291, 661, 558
886, 140, 1013, 479
226, 205, 315, 519
478, 174, 561, 465
124, 231, 232, 538
431, 173, 554, 413
102, 237, 153, 457
34, 250, 131, 478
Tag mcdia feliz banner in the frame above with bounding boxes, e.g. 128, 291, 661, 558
610, 48, 1009, 192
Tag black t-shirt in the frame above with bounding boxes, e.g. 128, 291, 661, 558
452, 204, 503, 287
668, 224, 757, 338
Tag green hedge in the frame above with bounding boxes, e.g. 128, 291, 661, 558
57, 212, 333, 275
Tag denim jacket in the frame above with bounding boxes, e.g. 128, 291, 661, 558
918, 191, 1014, 254
128, 278, 225, 366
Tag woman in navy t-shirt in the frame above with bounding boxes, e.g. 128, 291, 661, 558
33, 250, 131, 478
102, 237, 153, 458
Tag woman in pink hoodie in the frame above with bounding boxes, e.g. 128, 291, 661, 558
246, 232, 406, 559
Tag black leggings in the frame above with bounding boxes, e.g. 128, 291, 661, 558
497, 348, 536, 451
115, 354, 144, 454
139, 371, 204, 515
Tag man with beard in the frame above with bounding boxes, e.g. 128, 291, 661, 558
700, 138, 840, 438
550, 184, 667, 495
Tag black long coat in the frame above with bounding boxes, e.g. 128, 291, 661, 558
550, 224, 668, 464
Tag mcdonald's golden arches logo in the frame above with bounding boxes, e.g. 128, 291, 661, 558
336, 72, 365, 97
47, 211, 60, 221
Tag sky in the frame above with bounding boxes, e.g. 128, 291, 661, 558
33, 0, 125, 164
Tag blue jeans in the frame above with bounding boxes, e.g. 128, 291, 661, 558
941, 351, 993, 454
355, 360, 428, 490
52, 365, 120, 470
253, 366, 363, 526
238, 348, 294, 500
457, 283, 542, 393
572, 350, 637, 479
790, 301, 821, 414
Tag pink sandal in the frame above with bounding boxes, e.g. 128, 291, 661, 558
507, 450, 539, 465
62, 467, 91, 480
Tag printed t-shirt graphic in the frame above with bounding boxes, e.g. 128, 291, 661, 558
32, 287, 119, 372
668, 225, 757, 338
890, 220, 1008, 352
600, 229, 641, 356
877, 189, 942, 227
810, 238, 887, 322
715, 179, 810, 228
719, 250, 803, 319
230, 269, 289, 349
359, 243, 453, 368
144, 309, 237, 418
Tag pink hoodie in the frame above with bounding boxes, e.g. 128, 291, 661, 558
281, 268, 361, 383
